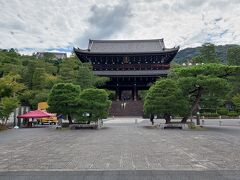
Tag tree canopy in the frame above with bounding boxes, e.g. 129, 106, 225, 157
0, 97, 19, 124
144, 79, 189, 123
232, 93, 240, 110
77, 88, 111, 123
200, 43, 219, 63
0, 49, 112, 124
227, 47, 240, 65
170, 63, 237, 123
144, 63, 239, 124
48, 83, 81, 124
0, 44, 239, 125
0, 49, 109, 109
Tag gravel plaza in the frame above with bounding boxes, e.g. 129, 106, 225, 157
0, 118, 240, 179
1, 118, 240, 171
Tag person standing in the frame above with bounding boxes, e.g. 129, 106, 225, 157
123, 102, 126, 109
150, 114, 154, 125
121, 102, 124, 109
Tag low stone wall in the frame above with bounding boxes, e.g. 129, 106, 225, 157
69, 124, 98, 130
159, 123, 188, 130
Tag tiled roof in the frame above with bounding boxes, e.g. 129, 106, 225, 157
87, 39, 166, 53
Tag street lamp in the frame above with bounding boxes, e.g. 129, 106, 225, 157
196, 111, 200, 125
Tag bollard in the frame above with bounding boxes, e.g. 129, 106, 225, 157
202, 120, 204, 125
135, 119, 138, 124
219, 120, 222, 126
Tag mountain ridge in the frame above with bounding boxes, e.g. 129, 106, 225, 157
173, 44, 240, 64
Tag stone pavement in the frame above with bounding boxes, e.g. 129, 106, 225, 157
1, 170, 240, 180
0, 118, 240, 172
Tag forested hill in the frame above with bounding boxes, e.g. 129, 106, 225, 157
173, 44, 239, 64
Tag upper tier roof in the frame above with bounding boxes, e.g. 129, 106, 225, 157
74, 39, 180, 54
88, 39, 165, 53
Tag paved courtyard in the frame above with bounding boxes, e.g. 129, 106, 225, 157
0, 118, 240, 172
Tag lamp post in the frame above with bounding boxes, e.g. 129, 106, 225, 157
13, 108, 19, 129
196, 111, 200, 125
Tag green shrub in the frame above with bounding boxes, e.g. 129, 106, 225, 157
217, 108, 228, 115
105, 90, 115, 100
200, 108, 216, 113
201, 112, 219, 117
235, 108, 240, 113
188, 122, 196, 129
139, 90, 148, 101
227, 111, 239, 117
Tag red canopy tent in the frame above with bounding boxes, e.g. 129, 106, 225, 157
17, 110, 54, 127
17, 110, 53, 118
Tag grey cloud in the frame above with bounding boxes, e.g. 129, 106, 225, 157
0, 0, 239, 54
209, 0, 229, 8
0, 21, 26, 31
215, 18, 223, 22
185, 0, 206, 7
76, 2, 132, 48
171, 0, 206, 12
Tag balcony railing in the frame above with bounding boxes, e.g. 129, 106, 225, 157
92, 64, 170, 71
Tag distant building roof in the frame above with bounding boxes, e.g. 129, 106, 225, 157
36, 52, 67, 59
74, 39, 179, 54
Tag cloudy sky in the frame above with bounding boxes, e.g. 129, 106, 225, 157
0, 0, 240, 55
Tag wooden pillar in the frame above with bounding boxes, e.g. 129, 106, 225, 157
116, 88, 119, 101
116, 83, 120, 101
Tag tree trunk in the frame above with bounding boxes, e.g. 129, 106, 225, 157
190, 86, 203, 122
68, 115, 73, 124
164, 114, 171, 124
4, 117, 8, 125
181, 116, 188, 123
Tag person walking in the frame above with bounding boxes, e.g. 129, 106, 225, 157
150, 114, 154, 125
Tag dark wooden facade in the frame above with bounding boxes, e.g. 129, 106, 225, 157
74, 39, 179, 101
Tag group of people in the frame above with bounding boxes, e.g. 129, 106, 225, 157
121, 102, 127, 109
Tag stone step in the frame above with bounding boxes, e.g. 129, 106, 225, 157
109, 100, 143, 117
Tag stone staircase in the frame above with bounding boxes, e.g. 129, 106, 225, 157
108, 100, 144, 117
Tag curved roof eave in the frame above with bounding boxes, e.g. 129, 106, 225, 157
73, 47, 179, 55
